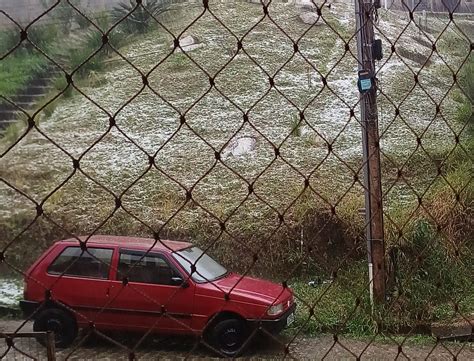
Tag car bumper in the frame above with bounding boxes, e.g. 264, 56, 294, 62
19, 300, 40, 318
250, 303, 297, 334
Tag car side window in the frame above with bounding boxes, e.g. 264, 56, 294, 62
47, 247, 113, 279
118, 251, 178, 286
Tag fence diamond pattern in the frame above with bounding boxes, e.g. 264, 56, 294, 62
0, 0, 472, 359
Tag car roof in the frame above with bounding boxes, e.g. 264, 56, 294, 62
58, 235, 192, 253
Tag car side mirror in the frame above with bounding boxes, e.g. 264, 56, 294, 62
171, 276, 189, 288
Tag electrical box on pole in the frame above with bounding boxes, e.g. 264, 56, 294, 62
354, 0, 386, 305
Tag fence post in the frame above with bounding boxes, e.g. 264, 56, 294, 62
354, 0, 386, 305
46, 331, 56, 361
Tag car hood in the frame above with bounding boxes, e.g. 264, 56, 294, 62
211, 273, 289, 304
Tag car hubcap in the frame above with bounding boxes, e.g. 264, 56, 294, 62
46, 319, 63, 342
222, 328, 240, 349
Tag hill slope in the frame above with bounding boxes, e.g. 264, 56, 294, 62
0, 0, 471, 270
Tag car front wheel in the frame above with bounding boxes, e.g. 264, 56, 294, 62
210, 318, 249, 357
33, 308, 78, 348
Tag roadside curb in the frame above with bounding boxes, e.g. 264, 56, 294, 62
0, 305, 22, 318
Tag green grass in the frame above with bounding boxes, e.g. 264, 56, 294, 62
0, 51, 48, 97
289, 271, 374, 336
288, 246, 473, 338
0, 12, 132, 101
0, 23, 61, 102
0, 28, 19, 55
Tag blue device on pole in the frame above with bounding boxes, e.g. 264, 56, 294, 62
358, 70, 372, 93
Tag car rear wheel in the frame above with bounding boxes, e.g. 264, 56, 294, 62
33, 308, 78, 348
210, 318, 248, 357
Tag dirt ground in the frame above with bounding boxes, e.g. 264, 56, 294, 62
1, 319, 473, 360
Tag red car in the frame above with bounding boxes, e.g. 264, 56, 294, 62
20, 236, 296, 356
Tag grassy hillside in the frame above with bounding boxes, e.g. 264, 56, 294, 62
0, 1, 471, 272
1, 0, 472, 335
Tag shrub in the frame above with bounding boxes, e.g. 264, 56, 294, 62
53, 76, 73, 98
64, 22, 129, 78
167, 53, 189, 70
65, 29, 108, 77
0, 53, 47, 96
68, 48, 105, 78
0, 120, 26, 146
383, 59, 474, 329
290, 114, 303, 137
112, 0, 172, 34
460, 61, 474, 100
95, 12, 130, 54
40, 0, 78, 35
94, 11, 113, 32
25, 23, 59, 52
74, 10, 92, 30
387, 219, 473, 329
458, 58, 473, 128
0, 28, 19, 55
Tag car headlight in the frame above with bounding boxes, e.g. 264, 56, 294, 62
267, 303, 284, 316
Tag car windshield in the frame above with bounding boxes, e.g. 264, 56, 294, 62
173, 247, 228, 283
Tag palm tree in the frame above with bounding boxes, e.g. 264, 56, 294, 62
111, 0, 172, 34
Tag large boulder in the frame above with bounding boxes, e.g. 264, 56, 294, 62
289, 0, 332, 11
294, 0, 316, 10
299, 12, 323, 25
222, 136, 257, 157
173, 35, 203, 52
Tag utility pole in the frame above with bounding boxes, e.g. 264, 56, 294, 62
355, 0, 386, 305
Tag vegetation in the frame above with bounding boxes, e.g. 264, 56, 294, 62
40, 0, 79, 35
459, 58, 474, 116
112, 0, 172, 34
289, 264, 373, 336
290, 225, 473, 336
382, 57, 474, 330
24, 24, 60, 51
1, 0, 165, 98
290, 58, 474, 338
0, 28, 18, 55
290, 115, 303, 137
0, 53, 47, 96
0, 24, 61, 98
0, 1, 472, 340
66, 34, 108, 77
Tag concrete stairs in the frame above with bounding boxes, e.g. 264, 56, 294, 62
0, 69, 61, 131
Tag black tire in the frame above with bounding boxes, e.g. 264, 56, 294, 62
33, 308, 78, 348
209, 318, 248, 357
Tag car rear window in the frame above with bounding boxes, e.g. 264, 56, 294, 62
47, 246, 113, 279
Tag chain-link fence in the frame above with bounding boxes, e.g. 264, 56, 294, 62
0, 0, 472, 359
0, 331, 55, 360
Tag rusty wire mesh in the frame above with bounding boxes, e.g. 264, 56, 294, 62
0, 0, 473, 359
1, 332, 55, 360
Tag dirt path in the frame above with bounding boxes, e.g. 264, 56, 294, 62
1, 319, 473, 360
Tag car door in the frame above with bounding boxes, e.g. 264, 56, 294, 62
108, 249, 195, 333
45, 245, 117, 328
